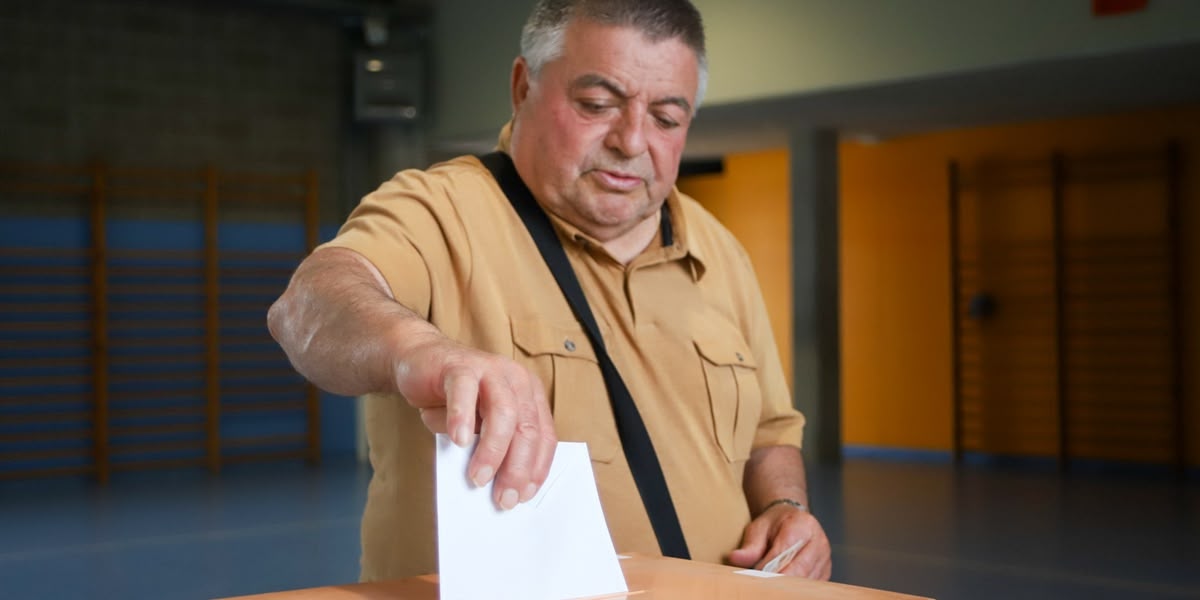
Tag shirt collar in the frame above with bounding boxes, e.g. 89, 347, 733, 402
661, 186, 707, 281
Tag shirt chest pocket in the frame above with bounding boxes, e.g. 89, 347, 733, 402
510, 318, 619, 463
693, 322, 763, 463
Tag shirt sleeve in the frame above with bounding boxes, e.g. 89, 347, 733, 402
317, 166, 467, 320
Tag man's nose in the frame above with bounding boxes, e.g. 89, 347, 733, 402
605, 107, 648, 158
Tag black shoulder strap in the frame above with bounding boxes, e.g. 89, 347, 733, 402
478, 151, 690, 560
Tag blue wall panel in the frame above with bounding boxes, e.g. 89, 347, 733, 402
0, 216, 353, 481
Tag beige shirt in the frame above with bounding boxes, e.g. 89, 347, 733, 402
322, 132, 805, 582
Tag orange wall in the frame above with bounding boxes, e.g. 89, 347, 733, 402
679, 150, 793, 390
682, 104, 1200, 466
839, 136, 957, 451
841, 104, 1200, 464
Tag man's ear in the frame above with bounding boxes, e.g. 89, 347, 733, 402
511, 56, 531, 116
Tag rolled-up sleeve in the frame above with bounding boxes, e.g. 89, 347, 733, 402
318, 168, 466, 320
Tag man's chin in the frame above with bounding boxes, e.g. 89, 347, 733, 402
582, 198, 649, 226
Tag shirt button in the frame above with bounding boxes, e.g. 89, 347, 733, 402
735, 352, 744, 362
564, 339, 576, 352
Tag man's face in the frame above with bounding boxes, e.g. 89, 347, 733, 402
509, 19, 699, 242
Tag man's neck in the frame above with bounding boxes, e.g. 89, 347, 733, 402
601, 209, 661, 265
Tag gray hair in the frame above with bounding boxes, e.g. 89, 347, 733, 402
520, 0, 708, 109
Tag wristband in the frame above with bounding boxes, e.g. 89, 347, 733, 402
762, 498, 808, 513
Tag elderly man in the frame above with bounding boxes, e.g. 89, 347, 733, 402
268, 0, 831, 582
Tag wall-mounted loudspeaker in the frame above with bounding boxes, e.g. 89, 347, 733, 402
354, 50, 424, 122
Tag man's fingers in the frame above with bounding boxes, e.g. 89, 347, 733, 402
523, 378, 557, 502
442, 367, 480, 448
493, 419, 540, 508
500, 373, 555, 504
791, 548, 830, 580
817, 555, 833, 581
468, 373, 518, 499
775, 517, 831, 579
797, 531, 832, 580
487, 366, 546, 509
777, 541, 817, 577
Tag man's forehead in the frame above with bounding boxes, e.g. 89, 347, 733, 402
560, 19, 697, 61
553, 22, 699, 92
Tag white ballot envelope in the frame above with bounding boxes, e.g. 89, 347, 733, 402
436, 434, 629, 600
760, 538, 806, 574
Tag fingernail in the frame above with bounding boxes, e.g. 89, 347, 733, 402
455, 425, 471, 448
520, 482, 538, 502
499, 488, 519, 510
472, 465, 494, 487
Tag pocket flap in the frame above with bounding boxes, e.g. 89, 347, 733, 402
693, 325, 758, 369
511, 318, 598, 363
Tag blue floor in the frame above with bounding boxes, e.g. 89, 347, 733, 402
810, 460, 1199, 600
0, 457, 1196, 599
0, 459, 369, 600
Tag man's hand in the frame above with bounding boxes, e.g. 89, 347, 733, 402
268, 247, 557, 511
728, 502, 832, 579
395, 335, 558, 511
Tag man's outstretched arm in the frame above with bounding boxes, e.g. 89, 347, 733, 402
267, 247, 557, 510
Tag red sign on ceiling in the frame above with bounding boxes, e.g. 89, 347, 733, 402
1092, 0, 1149, 16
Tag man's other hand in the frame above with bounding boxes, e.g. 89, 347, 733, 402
728, 502, 832, 580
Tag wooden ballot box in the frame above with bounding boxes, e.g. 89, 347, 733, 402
222, 554, 931, 600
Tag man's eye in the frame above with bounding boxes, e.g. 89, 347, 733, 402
654, 115, 680, 129
579, 101, 611, 113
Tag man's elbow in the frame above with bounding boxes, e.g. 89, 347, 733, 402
267, 282, 307, 358
266, 294, 288, 347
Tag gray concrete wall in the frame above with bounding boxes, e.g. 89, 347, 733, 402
0, 0, 347, 220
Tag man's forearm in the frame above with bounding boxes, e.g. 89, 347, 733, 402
743, 445, 810, 516
267, 247, 439, 397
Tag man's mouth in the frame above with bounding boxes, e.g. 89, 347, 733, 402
592, 169, 644, 192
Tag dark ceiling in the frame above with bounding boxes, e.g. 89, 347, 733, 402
241, 0, 432, 18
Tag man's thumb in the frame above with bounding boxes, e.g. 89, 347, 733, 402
728, 527, 767, 568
